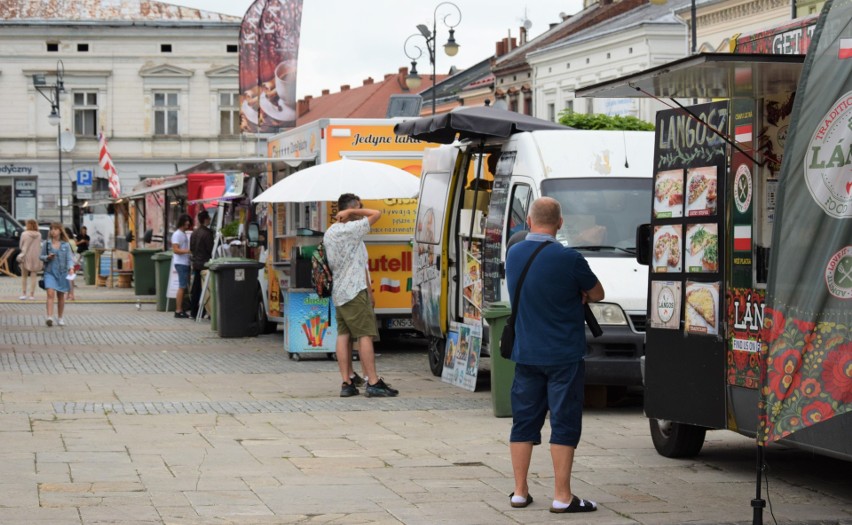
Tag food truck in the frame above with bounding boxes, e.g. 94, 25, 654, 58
395, 108, 655, 383
263, 118, 433, 357
575, 5, 852, 461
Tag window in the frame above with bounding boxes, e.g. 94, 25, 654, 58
73, 92, 98, 137
219, 91, 240, 136
77, 43, 89, 52
154, 92, 179, 136
547, 103, 556, 122
509, 95, 518, 113
523, 93, 532, 116
47, 42, 58, 52
226, 44, 238, 53
565, 100, 574, 113
507, 184, 532, 244
160, 44, 172, 53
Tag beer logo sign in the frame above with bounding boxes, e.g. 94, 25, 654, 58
734, 163, 752, 214
825, 246, 852, 299
805, 91, 852, 219
657, 286, 676, 323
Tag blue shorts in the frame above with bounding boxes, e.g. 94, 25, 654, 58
175, 264, 190, 288
510, 361, 585, 447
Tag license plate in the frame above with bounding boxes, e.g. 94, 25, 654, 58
386, 318, 414, 329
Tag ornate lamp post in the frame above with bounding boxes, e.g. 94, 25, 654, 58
404, 2, 461, 115
33, 60, 66, 224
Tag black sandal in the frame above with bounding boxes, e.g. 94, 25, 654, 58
509, 492, 533, 508
549, 495, 597, 513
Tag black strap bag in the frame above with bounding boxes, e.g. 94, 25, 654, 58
500, 241, 550, 359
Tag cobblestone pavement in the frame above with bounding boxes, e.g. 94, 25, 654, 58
1, 278, 851, 525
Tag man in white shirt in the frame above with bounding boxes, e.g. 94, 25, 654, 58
323, 193, 398, 398
171, 214, 192, 318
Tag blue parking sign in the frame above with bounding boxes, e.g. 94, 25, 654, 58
77, 169, 93, 186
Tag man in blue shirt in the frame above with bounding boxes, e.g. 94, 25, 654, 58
505, 196, 604, 514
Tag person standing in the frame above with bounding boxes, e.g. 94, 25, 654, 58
171, 214, 192, 319
18, 219, 43, 300
189, 210, 214, 318
505, 197, 604, 513
323, 193, 397, 398
40, 223, 76, 327
75, 226, 90, 255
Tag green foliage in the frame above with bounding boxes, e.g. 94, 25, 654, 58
220, 221, 240, 238
558, 112, 655, 131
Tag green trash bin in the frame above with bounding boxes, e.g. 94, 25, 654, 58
152, 251, 175, 312
131, 248, 161, 296
483, 301, 514, 418
82, 251, 96, 285
208, 257, 264, 338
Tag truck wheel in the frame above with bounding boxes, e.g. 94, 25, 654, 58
649, 418, 706, 458
257, 290, 276, 334
428, 337, 446, 377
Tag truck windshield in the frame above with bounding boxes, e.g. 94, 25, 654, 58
541, 178, 651, 255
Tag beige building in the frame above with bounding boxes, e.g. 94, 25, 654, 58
0, 0, 250, 225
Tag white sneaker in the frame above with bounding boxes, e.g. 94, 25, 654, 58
45, 317, 54, 327
19, 295, 27, 300
57, 318, 65, 327
28, 296, 35, 300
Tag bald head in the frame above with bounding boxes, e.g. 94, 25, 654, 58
528, 197, 562, 234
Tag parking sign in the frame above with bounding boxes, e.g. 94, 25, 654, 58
77, 169, 93, 186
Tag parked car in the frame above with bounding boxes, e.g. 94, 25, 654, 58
0, 206, 25, 275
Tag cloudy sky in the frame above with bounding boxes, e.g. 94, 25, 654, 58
171, 0, 585, 98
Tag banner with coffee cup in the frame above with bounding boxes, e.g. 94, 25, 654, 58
239, 0, 304, 133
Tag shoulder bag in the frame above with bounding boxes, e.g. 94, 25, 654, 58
500, 241, 551, 359
38, 240, 48, 290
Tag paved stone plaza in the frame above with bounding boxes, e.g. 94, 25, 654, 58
0, 278, 850, 524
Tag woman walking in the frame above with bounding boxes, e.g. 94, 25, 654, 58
40, 223, 75, 327
18, 219, 43, 300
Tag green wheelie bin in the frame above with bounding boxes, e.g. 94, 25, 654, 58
208, 257, 264, 338
131, 247, 161, 295
152, 251, 175, 312
483, 301, 514, 417
82, 250, 96, 285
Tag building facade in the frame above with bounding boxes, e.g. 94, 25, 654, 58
0, 1, 251, 226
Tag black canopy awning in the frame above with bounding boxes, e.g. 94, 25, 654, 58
575, 53, 805, 100
393, 105, 567, 144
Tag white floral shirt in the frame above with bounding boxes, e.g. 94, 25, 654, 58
323, 218, 370, 307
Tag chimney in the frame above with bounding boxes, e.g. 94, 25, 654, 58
321, 89, 330, 96
496, 40, 505, 56
340, 84, 350, 91
297, 97, 310, 117
511, 37, 517, 49
363, 77, 374, 86
520, 26, 527, 46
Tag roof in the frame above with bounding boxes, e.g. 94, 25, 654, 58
0, 0, 239, 22
295, 68, 448, 125
493, 0, 650, 75
529, 0, 691, 58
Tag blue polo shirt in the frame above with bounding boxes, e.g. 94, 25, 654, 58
506, 233, 599, 365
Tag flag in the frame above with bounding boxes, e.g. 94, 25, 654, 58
380, 278, 401, 293
734, 123, 753, 144
98, 131, 121, 199
839, 38, 852, 59
760, 0, 852, 444
733, 225, 751, 251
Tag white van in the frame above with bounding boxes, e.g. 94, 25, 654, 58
411, 129, 654, 384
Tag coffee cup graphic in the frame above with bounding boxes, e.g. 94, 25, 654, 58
274, 60, 297, 108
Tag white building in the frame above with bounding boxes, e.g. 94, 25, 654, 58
0, 0, 251, 226
528, 1, 690, 124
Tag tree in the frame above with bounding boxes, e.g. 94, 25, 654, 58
559, 112, 655, 131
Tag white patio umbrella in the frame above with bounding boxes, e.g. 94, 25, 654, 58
252, 158, 420, 203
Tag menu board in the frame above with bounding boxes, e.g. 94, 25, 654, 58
482, 175, 510, 303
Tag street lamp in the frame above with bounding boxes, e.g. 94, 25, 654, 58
33, 60, 66, 224
404, 2, 462, 115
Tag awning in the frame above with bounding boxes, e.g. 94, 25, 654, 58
121, 176, 187, 199
177, 156, 316, 176
575, 53, 805, 100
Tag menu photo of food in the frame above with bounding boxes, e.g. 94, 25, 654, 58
685, 281, 720, 336
653, 225, 682, 273
685, 224, 719, 273
654, 169, 684, 218
686, 166, 718, 216
650, 280, 682, 330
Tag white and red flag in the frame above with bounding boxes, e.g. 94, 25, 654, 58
98, 131, 121, 198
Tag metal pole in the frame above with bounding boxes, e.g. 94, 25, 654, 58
691, 0, 697, 54
56, 86, 63, 225
431, 15, 437, 115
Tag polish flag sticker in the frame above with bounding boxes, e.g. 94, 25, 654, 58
839, 39, 852, 59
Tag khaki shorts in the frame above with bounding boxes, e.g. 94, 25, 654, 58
335, 290, 378, 339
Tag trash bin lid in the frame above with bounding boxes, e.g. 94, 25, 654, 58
482, 301, 513, 318
131, 248, 162, 254
151, 251, 174, 261
207, 257, 264, 271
